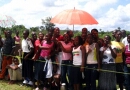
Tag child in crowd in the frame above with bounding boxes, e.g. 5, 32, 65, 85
7, 57, 22, 84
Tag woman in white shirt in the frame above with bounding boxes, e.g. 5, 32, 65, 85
71, 36, 85, 90
99, 35, 117, 90
85, 34, 100, 90
21, 30, 34, 86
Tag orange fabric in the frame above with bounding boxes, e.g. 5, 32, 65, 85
50, 9, 98, 25
0, 56, 12, 79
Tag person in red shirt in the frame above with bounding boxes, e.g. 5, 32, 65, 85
53, 27, 63, 41
32, 32, 44, 90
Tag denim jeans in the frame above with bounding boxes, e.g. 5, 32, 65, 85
124, 64, 130, 90
61, 60, 72, 85
85, 64, 98, 90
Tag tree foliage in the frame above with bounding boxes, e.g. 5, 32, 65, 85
41, 17, 55, 32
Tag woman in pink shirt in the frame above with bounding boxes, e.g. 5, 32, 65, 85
38, 33, 54, 90
59, 33, 73, 89
13, 30, 21, 56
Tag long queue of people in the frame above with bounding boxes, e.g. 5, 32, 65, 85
0, 27, 130, 90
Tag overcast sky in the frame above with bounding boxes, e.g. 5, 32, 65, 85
0, 0, 130, 31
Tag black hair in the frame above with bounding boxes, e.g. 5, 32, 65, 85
66, 30, 71, 35
24, 29, 29, 35
115, 30, 121, 35
121, 30, 126, 33
91, 28, 98, 33
75, 36, 83, 45
63, 33, 69, 37
49, 28, 55, 34
105, 35, 111, 40
13, 57, 19, 62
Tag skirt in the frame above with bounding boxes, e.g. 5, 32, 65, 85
71, 65, 82, 84
22, 52, 34, 79
99, 64, 116, 90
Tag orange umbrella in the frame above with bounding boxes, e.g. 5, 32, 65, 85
50, 8, 98, 30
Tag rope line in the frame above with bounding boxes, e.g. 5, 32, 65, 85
2, 54, 130, 75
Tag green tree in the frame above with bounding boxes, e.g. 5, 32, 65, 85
41, 17, 55, 32
11, 25, 26, 33
30, 26, 39, 32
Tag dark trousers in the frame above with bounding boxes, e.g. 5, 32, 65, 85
85, 64, 98, 90
61, 60, 72, 85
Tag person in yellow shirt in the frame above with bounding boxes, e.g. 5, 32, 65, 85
111, 30, 125, 90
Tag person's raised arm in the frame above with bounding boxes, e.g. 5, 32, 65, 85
59, 42, 72, 53
80, 46, 86, 72
108, 45, 117, 58
95, 43, 100, 70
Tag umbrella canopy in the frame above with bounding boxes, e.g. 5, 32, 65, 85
50, 8, 98, 30
0, 14, 16, 27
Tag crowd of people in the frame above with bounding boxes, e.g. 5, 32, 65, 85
0, 27, 130, 90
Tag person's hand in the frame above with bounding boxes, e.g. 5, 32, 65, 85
14, 65, 18, 70
80, 67, 84, 72
97, 66, 100, 72
88, 48, 92, 53
24, 55, 28, 60
86, 46, 92, 53
18, 49, 22, 53
32, 56, 36, 61
103, 47, 107, 52
46, 55, 51, 60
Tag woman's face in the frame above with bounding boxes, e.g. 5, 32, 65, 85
112, 31, 116, 38
32, 33, 37, 40
86, 35, 93, 44
63, 34, 69, 42
6, 31, 11, 38
45, 34, 51, 41
23, 31, 28, 39
13, 59, 19, 65
74, 37, 79, 46
69, 31, 74, 38
127, 35, 130, 43
39, 33, 44, 40
115, 31, 122, 41
81, 33, 87, 41
82, 28, 87, 34
54, 28, 60, 36
91, 30, 98, 38
104, 36, 110, 45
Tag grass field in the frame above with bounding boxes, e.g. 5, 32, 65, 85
0, 80, 32, 90
0, 80, 124, 90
